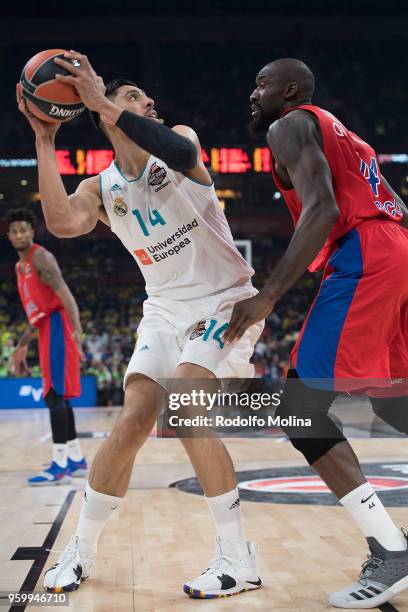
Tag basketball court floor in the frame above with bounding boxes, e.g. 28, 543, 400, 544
1, 405, 407, 611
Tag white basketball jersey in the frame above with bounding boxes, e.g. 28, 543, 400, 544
100, 157, 254, 299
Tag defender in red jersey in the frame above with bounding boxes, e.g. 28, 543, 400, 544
7, 208, 87, 485
224, 58, 408, 608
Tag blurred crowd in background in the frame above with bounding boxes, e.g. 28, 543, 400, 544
0, 235, 319, 405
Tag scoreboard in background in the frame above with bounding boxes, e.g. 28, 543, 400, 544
1, 149, 406, 176
50, 147, 273, 175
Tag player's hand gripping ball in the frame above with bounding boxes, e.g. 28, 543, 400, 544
20, 49, 85, 123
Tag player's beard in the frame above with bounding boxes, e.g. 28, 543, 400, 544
247, 110, 272, 139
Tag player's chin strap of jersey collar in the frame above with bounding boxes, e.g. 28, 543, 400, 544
116, 110, 197, 172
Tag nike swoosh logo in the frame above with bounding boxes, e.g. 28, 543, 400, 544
361, 493, 375, 504
246, 578, 262, 586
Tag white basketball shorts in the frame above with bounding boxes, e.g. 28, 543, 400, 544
124, 282, 264, 388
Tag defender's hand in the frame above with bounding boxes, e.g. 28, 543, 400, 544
223, 292, 275, 344
54, 51, 106, 112
73, 330, 85, 361
10, 346, 29, 376
16, 83, 61, 139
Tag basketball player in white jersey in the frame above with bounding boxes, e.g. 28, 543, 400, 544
17, 51, 263, 599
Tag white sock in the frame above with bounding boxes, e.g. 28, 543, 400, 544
52, 443, 67, 468
67, 438, 83, 462
205, 487, 247, 554
340, 482, 406, 551
75, 482, 122, 551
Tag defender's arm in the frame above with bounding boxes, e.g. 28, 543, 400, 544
224, 111, 340, 344
263, 111, 340, 301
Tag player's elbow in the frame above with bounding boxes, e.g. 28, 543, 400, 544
45, 222, 67, 238
164, 141, 197, 172
321, 201, 340, 223
45, 221, 81, 238
306, 197, 340, 227
326, 201, 340, 223
313, 189, 340, 222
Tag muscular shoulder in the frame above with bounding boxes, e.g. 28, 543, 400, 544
268, 110, 321, 165
75, 175, 101, 197
172, 124, 200, 146
32, 247, 64, 290
32, 246, 58, 272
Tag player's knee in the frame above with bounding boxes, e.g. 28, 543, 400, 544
115, 408, 155, 447
288, 435, 346, 465
44, 388, 67, 412
277, 369, 345, 464
370, 396, 408, 435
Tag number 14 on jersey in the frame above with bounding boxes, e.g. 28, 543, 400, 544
132, 207, 166, 237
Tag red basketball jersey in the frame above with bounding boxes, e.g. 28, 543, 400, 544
270, 104, 403, 271
16, 243, 64, 326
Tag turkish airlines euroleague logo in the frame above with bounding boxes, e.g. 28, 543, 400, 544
172, 464, 408, 506
134, 249, 153, 265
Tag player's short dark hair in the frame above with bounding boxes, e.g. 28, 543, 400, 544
89, 78, 139, 131
6, 207, 37, 229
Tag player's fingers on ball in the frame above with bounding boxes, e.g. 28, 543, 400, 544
19, 100, 31, 117
55, 74, 76, 86
64, 50, 83, 60
16, 82, 22, 102
66, 50, 89, 67
54, 57, 80, 74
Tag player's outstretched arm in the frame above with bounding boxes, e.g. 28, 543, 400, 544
16, 85, 101, 238
32, 249, 84, 358
53, 51, 198, 173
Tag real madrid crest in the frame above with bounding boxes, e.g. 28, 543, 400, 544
113, 196, 128, 217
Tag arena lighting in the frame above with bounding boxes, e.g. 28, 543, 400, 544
0, 158, 37, 167
29, 192, 41, 202
215, 189, 241, 198
1, 150, 407, 174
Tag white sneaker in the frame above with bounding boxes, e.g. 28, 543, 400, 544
183, 537, 262, 598
44, 536, 96, 593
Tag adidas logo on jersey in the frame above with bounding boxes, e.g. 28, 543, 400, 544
138, 344, 150, 352
111, 183, 122, 191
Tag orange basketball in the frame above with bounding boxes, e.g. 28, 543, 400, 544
20, 49, 85, 123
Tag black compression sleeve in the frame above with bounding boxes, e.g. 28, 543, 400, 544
116, 110, 197, 172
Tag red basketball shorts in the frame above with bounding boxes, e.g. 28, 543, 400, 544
291, 219, 408, 393
37, 309, 81, 399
